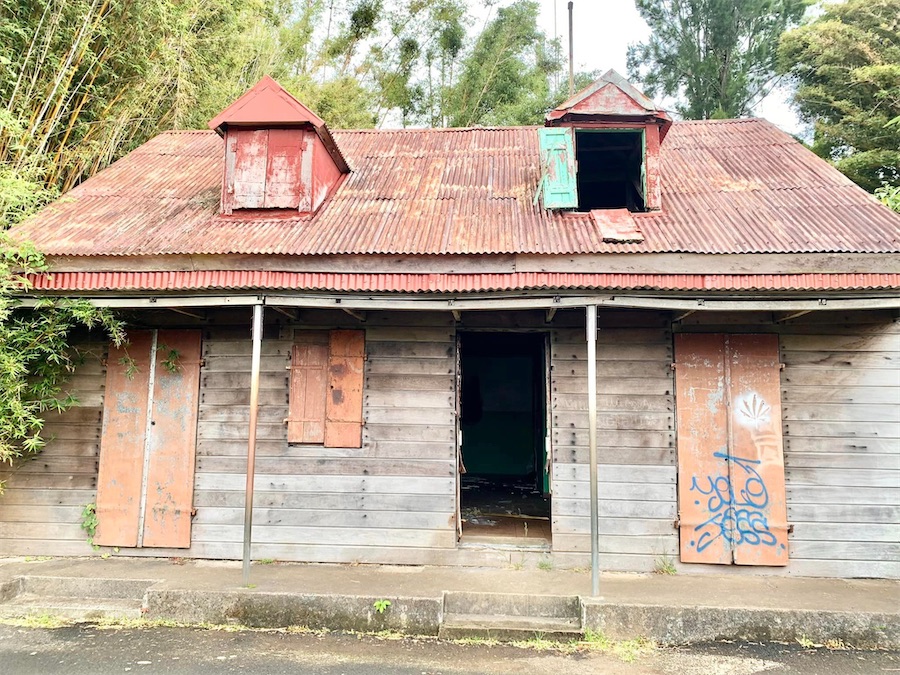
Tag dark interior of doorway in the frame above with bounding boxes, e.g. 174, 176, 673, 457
459, 332, 549, 545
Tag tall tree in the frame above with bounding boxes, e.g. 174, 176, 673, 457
778, 0, 900, 192
627, 0, 807, 119
449, 0, 562, 127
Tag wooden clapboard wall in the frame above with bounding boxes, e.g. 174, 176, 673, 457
0, 342, 107, 556
120, 312, 460, 564
778, 313, 900, 579
550, 315, 678, 572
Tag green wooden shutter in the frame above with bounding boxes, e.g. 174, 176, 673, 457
537, 127, 578, 209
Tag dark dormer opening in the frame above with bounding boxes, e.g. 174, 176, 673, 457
575, 129, 645, 212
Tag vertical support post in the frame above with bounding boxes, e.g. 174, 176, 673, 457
586, 304, 599, 596
242, 303, 264, 585
568, 2, 575, 97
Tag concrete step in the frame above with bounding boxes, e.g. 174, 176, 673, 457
20, 576, 156, 600
0, 593, 144, 622
439, 613, 583, 641
443, 591, 581, 620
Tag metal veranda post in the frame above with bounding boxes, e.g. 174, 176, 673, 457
242, 303, 264, 585
586, 304, 600, 596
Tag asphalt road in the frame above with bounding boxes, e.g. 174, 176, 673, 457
0, 624, 897, 675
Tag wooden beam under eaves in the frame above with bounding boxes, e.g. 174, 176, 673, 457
545, 307, 558, 323
776, 310, 813, 323
342, 308, 366, 322
451, 310, 461, 322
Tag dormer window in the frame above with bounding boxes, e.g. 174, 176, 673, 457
208, 76, 349, 216
538, 70, 671, 214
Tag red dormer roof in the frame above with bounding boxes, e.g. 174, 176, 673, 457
208, 75, 326, 132
547, 69, 673, 141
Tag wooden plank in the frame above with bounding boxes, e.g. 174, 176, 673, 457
196, 456, 455, 477
552, 376, 672, 396
553, 328, 671, 345
552, 446, 675, 466
786, 467, 899, 488
364, 390, 454, 409
552, 429, 673, 449
789, 540, 899, 562
552, 394, 673, 413
365, 374, 454, 392
11, 457, 98, 473
551, 464, 675, 483
364, 424, 455, 442
200, 389, 288, 406
367, 342, 453, 359
786, 503, 899, 524
782, 386, 899, 405
288, 334, 329, 444
193, 524, 457, 549
783, 351, 897, 368
198, 407, 289, 424
784, 420, 899, 438
203, 340, 291, 357
197, 507, 455, 530
786, 486, 900, 505
780, 334, 900, 352
781, 368, 899, 387
727, 334, 789, 566
552, 516, 674, 536
553, 359, 672, 379
789, 522, 899, 543
0, 473, 97, 489
553, 480, 676, 502
0, 489, 97, 506
194, 490, 455, 512
366, 358, 456, 376
785, 452, 900, 470
551, 343, 672, 361
784, 437, 898, 454
673, 333, 730, 565
366, 327, 454, 342
201, 372, 288, 390
0, 505, 85, 523
94, 331, 152, 548
197, 423, 286, 441
141, 329, 202, 549
195, 473, 455, 495
782, 403, 897, 423
552, 411, 673, 431
324, 330, 365, 448
553, 533, 678, 555
365, 408, 456, 425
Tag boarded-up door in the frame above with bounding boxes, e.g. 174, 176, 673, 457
674, 333, 789, 566
95, 330, 202, 548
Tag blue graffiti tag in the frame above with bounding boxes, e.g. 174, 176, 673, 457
689, 451, 778, 553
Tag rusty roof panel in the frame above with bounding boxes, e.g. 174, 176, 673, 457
27, 271, 900, 294
12, 122, 900, 257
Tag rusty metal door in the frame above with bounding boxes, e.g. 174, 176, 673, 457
675, 333, 789, 566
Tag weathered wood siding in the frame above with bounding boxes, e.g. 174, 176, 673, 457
550, 318, 678, 572
778, 314, 900, 579
0, 343, 105, 556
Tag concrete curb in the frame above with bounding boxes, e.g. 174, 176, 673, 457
583, 601, 900, 649
145, 589, 443, 635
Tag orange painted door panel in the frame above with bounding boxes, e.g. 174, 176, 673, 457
141, 330, 202, 549
675, 333, 731, 564
675, 333, 789, 566
324, 329, 365, 448
288, 332, 330, 444
726, 335, 789, 565
95, 331, 153, 547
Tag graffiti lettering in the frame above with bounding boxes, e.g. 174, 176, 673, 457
689, 450, 778, 553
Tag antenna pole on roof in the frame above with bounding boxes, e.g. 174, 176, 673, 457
568, 2, 575, 97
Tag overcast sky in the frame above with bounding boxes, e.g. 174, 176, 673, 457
478, 0, 803, 135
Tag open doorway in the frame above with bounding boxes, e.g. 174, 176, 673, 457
458, 332, 550, 546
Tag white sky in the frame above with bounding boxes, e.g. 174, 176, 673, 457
477, 0, 804, 135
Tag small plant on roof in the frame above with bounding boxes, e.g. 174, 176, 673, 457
373, 599, 391, 614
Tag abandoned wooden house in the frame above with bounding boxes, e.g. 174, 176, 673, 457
2, 72, 899, 580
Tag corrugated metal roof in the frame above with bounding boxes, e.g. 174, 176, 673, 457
27, 271, 900, 293
12, 120, 900, 257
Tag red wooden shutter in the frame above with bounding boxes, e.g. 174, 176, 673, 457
95, 332, 154, 547
140, 330, 202, 549
675, 333, 789, 566
325, 329, 365, 448
288, 332, 330, 444
230, 129, 268, 209
264, 129, 304, 209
